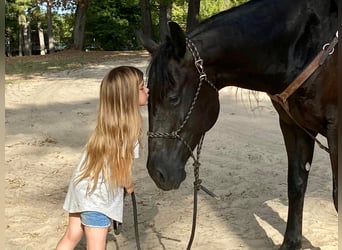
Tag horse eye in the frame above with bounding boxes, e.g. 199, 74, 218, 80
168, 95, 180, 106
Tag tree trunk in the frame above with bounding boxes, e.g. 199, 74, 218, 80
18, 24, 23, 56
186, 0, 200, 33
159, 1, 172, 42
23, 19, 30, 55
139, 0, 153, 40
38, 21, 46, 55
5, 34, 11, 57
26, 24, 31, 56
73, 0, 89, 50
18, 13, 24, 56
19, 13, 30, 56
46, 0, 55, 53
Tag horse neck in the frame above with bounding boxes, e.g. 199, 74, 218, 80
188, 0, 337, 94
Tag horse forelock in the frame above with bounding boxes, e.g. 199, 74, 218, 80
148, 41, 177, 102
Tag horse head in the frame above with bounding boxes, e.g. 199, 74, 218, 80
139, 22, 220, 190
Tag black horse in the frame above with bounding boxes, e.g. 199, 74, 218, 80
138, 0, 338, 249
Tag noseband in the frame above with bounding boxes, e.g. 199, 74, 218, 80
147, 38, 219, 249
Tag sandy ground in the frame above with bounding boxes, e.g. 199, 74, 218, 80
5, 52, 337, 250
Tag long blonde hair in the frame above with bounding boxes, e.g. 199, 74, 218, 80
77, 66, 143, 193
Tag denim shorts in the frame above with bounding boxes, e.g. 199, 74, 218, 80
80, 211, 111, 228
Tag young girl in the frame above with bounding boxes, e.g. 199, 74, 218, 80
56, 66, 149, 250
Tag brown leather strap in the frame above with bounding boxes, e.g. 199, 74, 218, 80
268, 94, 330, 153
275, 50, 324, 104
273, 31, 338, 104
268, 32, 338, 154
319, 33, 338, 65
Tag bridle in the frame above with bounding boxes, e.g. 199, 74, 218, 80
146, 37, 218, 188
147, 38, 218, 158
147, 37, 219, 249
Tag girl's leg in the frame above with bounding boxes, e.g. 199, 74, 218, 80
56, 213, 84, 250
83, 226, 109, 250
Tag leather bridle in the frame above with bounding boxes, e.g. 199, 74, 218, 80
147, 37, 219, 190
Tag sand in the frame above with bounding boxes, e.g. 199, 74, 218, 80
5, 52, 337, 249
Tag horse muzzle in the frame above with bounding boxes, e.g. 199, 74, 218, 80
147, 158, 186, 190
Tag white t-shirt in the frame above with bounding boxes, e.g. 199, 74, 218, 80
63, 143, 139, 223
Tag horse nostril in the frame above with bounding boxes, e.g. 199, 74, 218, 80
155, 168, 167, 184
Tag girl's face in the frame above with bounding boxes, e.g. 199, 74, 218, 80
139, 81, 149, 106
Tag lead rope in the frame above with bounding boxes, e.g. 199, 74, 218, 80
131, 192, 141, 250
187, 134, 204, 250
125, 138, 213, 250
113, 192, 141, 250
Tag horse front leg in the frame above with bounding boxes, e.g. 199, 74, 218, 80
279, 119, 315, 250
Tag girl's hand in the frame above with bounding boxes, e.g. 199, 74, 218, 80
125, 183, 135, 194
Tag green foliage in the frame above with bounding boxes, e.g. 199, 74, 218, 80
170, 1, 188, 30
5, 0, 75, 53
200, 0, 245, 21
163, 0, 249, 32
5, 1, 18, 32
53, 13, 74, 45
5, 0, 39, 54
5, 0, 250, 53
85, 0, 142, 50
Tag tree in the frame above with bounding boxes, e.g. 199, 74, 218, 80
6, 0, 60, 56
73, 0, 89, 50
15, 0, 36, 56
5, 0, 249, 54
84, 0, 142, 50
23, 8, 35, 56
186, 0, 200, 32
139, 0, 153, 40
37, 21, 46, 54
158, 0, 172, 42
46, 0, 55, 53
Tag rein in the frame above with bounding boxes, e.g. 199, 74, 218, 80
269, 31, 338, 153
113, 192, 141, 250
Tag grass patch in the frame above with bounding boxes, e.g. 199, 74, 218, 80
5, 50, 150, 79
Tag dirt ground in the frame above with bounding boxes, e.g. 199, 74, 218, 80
5, 52, 337, 249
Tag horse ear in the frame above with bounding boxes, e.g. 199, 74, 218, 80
168, 21, 186, 59
135, 29, 159, 54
